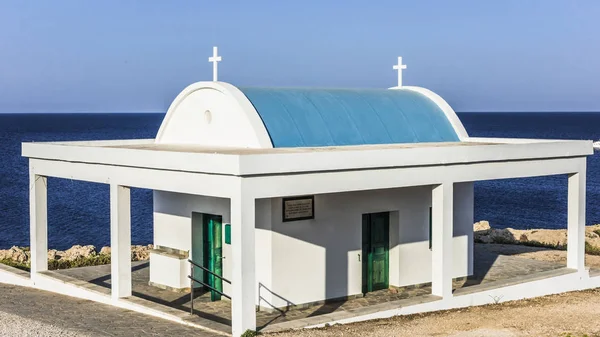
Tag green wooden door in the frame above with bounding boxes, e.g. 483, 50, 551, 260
362, 212, 390, 293
202, 214, 223, 301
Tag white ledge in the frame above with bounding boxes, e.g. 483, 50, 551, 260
22, 138, 593, 177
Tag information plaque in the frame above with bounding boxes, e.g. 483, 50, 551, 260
282, 196, 314, 222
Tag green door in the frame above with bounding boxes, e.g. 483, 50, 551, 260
362, 212, 390, 294
195, 213, 223, 301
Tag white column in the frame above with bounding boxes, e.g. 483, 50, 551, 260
567, 167, 586, 271
29, 167, 48, 278
431, 182, 454, 298
230, 192, 256, 336
110, 184, 132, 299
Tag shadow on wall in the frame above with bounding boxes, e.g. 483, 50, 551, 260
258, 282, 295, 312
263, 185, 476, 309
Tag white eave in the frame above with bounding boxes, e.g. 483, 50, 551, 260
22, 138, 593, 177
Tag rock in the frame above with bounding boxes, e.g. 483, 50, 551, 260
474, 221, 491, 232
0, 246, 29, 263
47, 249, 62, 260
0, 243, 155, 268
477, 235, 493, 244
87, 245, 153, 261
474, 221, 493, 243
62, 245, 96, 261
488, 228, 516, 244
474, 222, 600, 250
131, 244, 153, 261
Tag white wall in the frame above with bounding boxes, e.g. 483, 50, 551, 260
152, 191, 274, 302
266, 185, 474, 308
393, 182, 473, 287
152, 191, 231, 292
152, 184, 473, 307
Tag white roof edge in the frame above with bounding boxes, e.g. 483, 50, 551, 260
22, 138, 592, 177
466, 137, 586, 144
390, 86, 470, 141
237, 139, 592, 175
29, 139, 156, 147
22, 142, 243, 176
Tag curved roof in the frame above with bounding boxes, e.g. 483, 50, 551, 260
239, 87, 460, 148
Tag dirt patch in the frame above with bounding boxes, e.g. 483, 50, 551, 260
270, 289, 600, 337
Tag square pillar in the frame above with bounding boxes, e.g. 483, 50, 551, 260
230, 193, 256, 336
431, 182, 453, 298
29, 168, 48, 277
110, 184, 132, 299
567, 169, 586, 271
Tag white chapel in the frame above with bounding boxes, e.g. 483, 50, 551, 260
16, 47, 597, 336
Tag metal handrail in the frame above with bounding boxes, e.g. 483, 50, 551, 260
188, 275, 231, 299
188, 259, 231, 284
189, 259, 231, 315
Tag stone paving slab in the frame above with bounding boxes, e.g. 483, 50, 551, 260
454, 267, 575, 296
43, 267, 232, 334
261, 294, 441, 333
0, 283, 220, 337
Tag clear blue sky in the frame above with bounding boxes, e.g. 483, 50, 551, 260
1, 0, 599, 113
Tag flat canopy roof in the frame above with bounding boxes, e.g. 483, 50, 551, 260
22, 138, 593, 177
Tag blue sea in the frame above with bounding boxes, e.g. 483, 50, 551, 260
0, 112, 599, 250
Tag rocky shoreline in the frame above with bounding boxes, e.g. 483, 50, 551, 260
0, 244, 153, 270
474, 221, 600, 252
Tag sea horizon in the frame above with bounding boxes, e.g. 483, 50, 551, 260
0, 111, 599, 250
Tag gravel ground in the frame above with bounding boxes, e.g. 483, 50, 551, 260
271, 288, 600, 337
0, 311, 88, 337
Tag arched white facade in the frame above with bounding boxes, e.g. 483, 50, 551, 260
155, 82, 273, 148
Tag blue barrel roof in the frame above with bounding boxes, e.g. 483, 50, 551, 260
239, 87, 460, 148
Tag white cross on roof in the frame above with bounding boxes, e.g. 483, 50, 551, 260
208, 46, 222, 82
393, 57, 407, 87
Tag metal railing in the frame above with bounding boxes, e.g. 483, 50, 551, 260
188, 259, 231, 315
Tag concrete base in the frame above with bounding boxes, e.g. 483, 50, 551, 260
0, 264, 32, 287
148, 281, 190, 293
149, 252, 189, 290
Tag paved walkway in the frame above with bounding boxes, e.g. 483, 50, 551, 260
0, 284, 216, 337
48, 244, 565, 333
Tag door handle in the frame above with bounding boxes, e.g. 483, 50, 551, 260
358, 253, 361, 262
